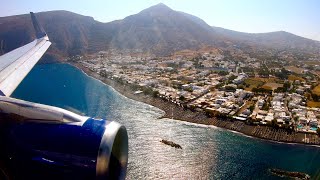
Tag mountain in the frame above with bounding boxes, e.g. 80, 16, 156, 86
212, 27, 320, 54
0, 11, 85, 60
109, 3, 221, 55
0, 3, 319, 61
0, 10, 113, 61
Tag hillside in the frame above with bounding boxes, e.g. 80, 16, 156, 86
0, 11, 87, 60
109, 3, 223, 55
0, 3, 319, 61
212, 26, 320, 54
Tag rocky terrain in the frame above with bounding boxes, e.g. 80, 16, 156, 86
0, 3, 319, 61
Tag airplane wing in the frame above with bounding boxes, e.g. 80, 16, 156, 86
0, 12, 51, 96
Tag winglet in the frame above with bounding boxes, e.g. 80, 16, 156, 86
30, 12, 47, 39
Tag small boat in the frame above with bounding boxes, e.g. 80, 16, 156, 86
160, 139, 182, 149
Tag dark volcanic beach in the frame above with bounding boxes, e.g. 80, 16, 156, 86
72, 62, 320, 146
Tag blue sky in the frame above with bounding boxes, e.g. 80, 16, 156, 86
1, 0, 320, 41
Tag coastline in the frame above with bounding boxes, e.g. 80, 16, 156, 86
70, 62, 320, 147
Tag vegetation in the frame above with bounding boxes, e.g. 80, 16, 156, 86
152, 90, 160, 97
252, 87, 272, 94
179, 95, 185, 101
228, 74, 237, 81
224, 85, 236, 92
100, 69, 109, 77
142, 87, 154, 95
249, 105, 255, 112
271, 119, 278, 128
185, 87, 193, 92
312, 84, 320, 96
273, 68, 289, 79
188, 105, 196, 112
257, 65, 270, 77
237, 84, 245, 89
142, 87, 159, 97
261, 102, 270, 111
215, 83, 224, 89
244, 78, 265, 91
240, 67, 255, 76
288, 75, 304, 82
261, 83, 283, 91
261, 97, 271, 111
311, 94, 320, 102
192, 56, 204, 68
218, 71, 228, 76
274, 87, 285, 93
307, 100, 320, 108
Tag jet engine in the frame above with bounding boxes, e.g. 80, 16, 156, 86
0, 96, 128, 180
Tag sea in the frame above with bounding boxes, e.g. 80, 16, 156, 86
12, 63, 320, 179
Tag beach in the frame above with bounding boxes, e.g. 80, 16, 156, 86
71, 62, 320, 146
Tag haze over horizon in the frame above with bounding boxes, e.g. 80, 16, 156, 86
1, 0, 320, 41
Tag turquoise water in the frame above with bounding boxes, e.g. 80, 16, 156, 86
12, 63, 320, 179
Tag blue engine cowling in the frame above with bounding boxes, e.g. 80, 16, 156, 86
0, 117, 128, 180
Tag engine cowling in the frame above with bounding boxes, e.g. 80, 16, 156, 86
1, 118, 128, 180
0, 97, 128, 179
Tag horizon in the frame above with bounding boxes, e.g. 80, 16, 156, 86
1, 0, 320, 41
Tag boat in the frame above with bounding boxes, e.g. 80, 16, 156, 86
160, 139, 182, 149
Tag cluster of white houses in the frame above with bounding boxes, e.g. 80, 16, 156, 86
78, 52, 320, 134
192, 89, 253, 117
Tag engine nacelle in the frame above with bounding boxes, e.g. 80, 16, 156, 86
0, 96, 128, 179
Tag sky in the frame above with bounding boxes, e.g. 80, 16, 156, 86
1, 0, 320, 41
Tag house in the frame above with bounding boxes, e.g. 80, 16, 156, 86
256, 114, 265, 121
264, 113, 274, 122
296, 88, 304, 95
217, 107, 231, 114
309, 120, 318, 127
232, 73, 248, 84
215, 99, 226, 105
258, 99, 265, 108
242, 109, 251, 116
299, 117, 308, 125
276, 119, 285, 124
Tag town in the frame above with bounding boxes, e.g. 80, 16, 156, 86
70, 47, 320, 136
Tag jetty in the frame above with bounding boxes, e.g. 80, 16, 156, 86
160, 139, 182, 149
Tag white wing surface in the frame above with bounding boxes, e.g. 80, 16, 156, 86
0, 12, 51, 96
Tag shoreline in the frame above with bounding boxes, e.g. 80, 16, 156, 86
70, 62, 320, 147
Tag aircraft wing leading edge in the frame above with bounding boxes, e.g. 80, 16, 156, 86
0, 12, 51, 96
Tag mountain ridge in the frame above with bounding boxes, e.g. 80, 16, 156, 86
0, 3, 319, 61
